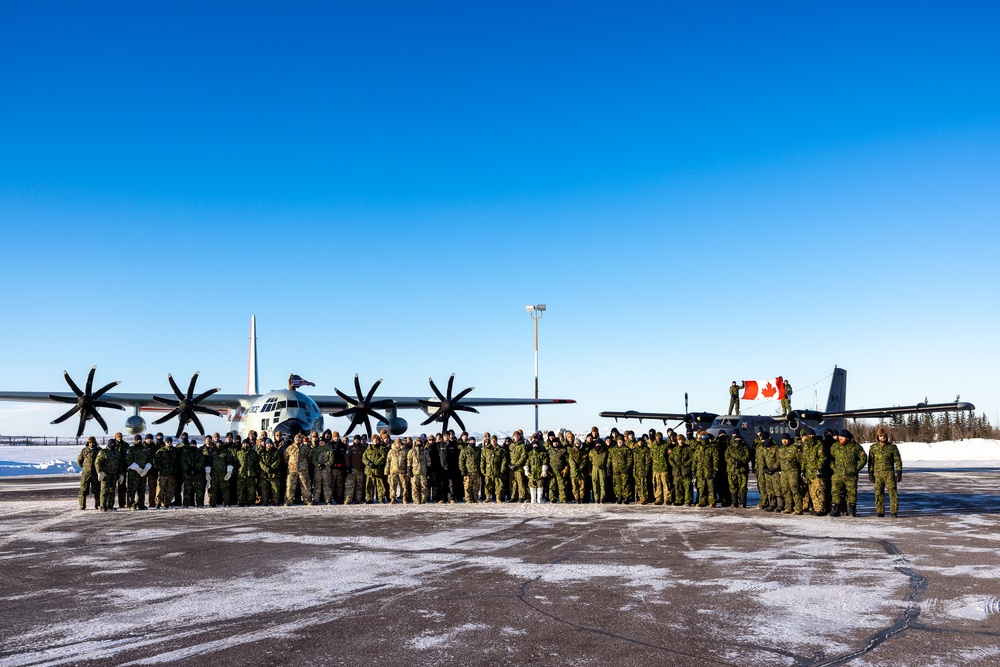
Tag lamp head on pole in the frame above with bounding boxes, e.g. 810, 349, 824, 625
526, 304, 546, 318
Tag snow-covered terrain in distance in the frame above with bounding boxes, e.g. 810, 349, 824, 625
1, 440, 998, 478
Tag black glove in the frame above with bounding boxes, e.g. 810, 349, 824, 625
895, 471, 902, 483
868, 470, 875, 483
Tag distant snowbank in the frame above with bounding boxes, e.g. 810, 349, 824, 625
862, 439, 1000, 464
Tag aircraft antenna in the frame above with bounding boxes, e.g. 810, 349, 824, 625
247, 315, 259, 395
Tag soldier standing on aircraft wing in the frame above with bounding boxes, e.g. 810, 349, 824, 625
95, 439, 122, 512
728, 381, 745, 415
344, 435, 365, 505
726, 432, 751, 508
829, 429, 866, 517
508, 430, 529, 502
153, 436, 176, 508
77, 436, 100, 510
799, 427, 827, 516
670, 433, 694, 506
778, 433, 803, 515
869, 427, 903, 517
125, 435, 152, 510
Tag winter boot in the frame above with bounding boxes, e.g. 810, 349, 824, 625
830, 505, 841, 517
848, 503, 857, 517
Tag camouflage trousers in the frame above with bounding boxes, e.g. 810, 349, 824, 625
570, 477, 586, 503
100, 476, 118, 510
330, 468, 345, 503
463, 474, 481, 502
673, 473, 693, 505
780, 398, 790, 415
286, 468, 313, 504
510, 469, 528, 501
591, 470, 607, 503
79, 472, 100, 509
259, 477, 281, 505
548, 474, 569, 503
126, 471, 147, 509
236, 476, 257, 505
117, 476, 127, 509
804, 476, 826, 513
652, 472, 671, 504
873, 472, 898, 515
696, 475, 715, 507
344, 469, 365, 504
483, 474, 504, 500
208, 472, 229, 507
612, 472, 630, 502
830, 473, 859, 506
387, 473, 408, 502
182, 476, 205, 507
156, 475, 176, 508
146, 471, 158, 508
313, 467, 333, 503
727, 470, 748, 505
780, 471, 802, 512
756, 472, 769, 507
410, 473, 429, 503
365, 471, 388, 502
634, 471, 651, 502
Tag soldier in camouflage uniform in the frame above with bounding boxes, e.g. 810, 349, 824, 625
798, 428, 827, 515
153, 436, 177, 508
526, 440, 548, 503
589, 438, 610, 503
344, 435, 366, 505
234, 438, 259, 506
545, 433, 570, 503
105, 432, 129, 509
713, 431, 732, 506
147, 433, 164, 509
760, 435, 782, 511
125, 435, 153, 510
362, 436, 389, 503
407, 437, 432, 503
694, 432, 718, 508
632, 437, 652, 504
95, 440, 123, 512
725, 431, 751, 508
868, 427, 902, 517
77, 437, 101, 510
458, 436, 482, 503
384, 439, 410, 504
284, 434, 314, 506
206, 438, 234, 508
329, 431, 347, 503
753, 430, 766, 508
258, 439, 283, 505
829, 429, 867, 517
777, 433, 803, 515
670, 433, 694, 506
508, 430, 529, 502
311, 434, 335, 504
566, 433, 589, 503
481, 437, 508, 502
650, 433, 671, 506
609, 437, 633, 504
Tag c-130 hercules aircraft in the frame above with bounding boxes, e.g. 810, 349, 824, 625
600, 367, 974, 442
0, 316, 575, 440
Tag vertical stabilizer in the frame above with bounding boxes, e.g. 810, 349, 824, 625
825, 366, 847, 413
247, 315, 259, 395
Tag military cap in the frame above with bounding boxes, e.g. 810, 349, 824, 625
798, 427, 815, 437
134, 435, 142, 442
780, 433, 792, 441
839, 429, 853, 439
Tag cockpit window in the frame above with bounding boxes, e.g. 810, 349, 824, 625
277, 401, 286, 410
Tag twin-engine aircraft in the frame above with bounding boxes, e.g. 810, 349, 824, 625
600, 366, 974, 442
0, 317, 574, 439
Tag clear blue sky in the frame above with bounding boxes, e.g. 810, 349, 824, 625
2, 1, 998, 437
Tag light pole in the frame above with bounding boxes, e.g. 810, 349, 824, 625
525, 304, 546, 434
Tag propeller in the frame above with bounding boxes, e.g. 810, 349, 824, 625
151, 372, 222, 438
331, 374, 394, 437
419, 374, 479, 434
49, 366, 125, 437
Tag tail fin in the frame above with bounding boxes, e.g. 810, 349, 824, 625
247, 315, 259, 395
825, 366, 846, 413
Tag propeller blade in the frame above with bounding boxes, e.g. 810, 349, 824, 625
330, 408, 355, 418
193, 387, 220, 403
152, 409, 181, 425
92, 409, 109, 434
441, 413, 452, 434
453, 386, 475, 403
76, 411, 87, 438
49, 394, 81, 404
167, 374, 183, 399
51, 405, 81, 425
334, 388, 356, 405
192, 405, 222, 417
420, 410, 443, 427
428, 377, 445, 401
364, 378, 384, 404
367, 410, 391, 425
186, 372, 200, 399
152, 396, 180, 407
92, 381, 120, 399
454, 405, 480, 414
85, 366, 96, 395
63, 371, 84, 397
190, 413, 205, 435
451, 412, 467, 434
362, 413, 374, 438
93, 401, 126, 411
353, 374, 363, 399
446, 374, 456, 398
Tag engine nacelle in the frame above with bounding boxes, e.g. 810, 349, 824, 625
787, 410, 823, 432
376, 417, 408, 436
124, 415, 147, 435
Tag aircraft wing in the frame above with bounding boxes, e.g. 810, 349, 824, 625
0, 391, 253, 411
310, 396, 576, 410
599, 410, 718, 428
821, 401, 975, 420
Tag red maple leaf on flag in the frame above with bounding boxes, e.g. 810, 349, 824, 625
761, 382, 778, 399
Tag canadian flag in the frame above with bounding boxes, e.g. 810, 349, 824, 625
742, 377, 785, 401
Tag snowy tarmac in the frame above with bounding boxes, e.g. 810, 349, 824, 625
1, 471, 999, 667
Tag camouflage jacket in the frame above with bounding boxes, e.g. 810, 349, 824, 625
384, 446, 409, 476
126, 444, 152, 469
547, 445, 569, 477
669, 442, 693, 476
762, 444, 781, 475
650, 442, 669, 473
235, 447, 259, 478
286, 442, 312, 472
777, 444, 802, 475
799, 436, 826, 478
458, 445, 481, 475
868, 442, 902, 476
567, 446, 589, 478
694, 439, 719, 477
829, 441, 867, 477
609, 444, 633, 475
311, 443, 334, 469
362, 443, 387, 473
153, 445, 175, 476
509, 440, 528, 468
178, 445, 205, 477
726, 440, 750, 474
632, 445, 652, 475
407, 446, 431, 476
526, 447, 548, 483
588, 446, 609, 474
259, 448, 283, 479
207, 447, 231, 474
481, 445, 508, 476
94, 447, 121, 477
78, 446, 99, 474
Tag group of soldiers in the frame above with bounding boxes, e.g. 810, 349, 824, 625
76, 425, 904, 517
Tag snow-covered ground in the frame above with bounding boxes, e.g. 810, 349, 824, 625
2, 440, 999, 478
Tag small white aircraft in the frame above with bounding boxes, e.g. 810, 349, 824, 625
0, 316, 575, 439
